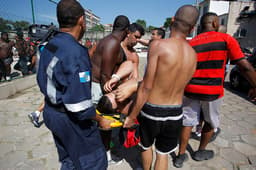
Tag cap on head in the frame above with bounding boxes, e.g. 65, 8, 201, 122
113, 15, 130, 31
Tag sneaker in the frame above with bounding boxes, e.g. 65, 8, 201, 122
192, 149, 214, 161
28, 112, 40, 128
190, 132, 201, 141
210, 128, 221, 142
173, 153, 188, 168
108, 159, 124, 166
6, 76, 11, 81
195, 125, 202, 136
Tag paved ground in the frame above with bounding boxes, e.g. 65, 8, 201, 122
0, 59, 256, 169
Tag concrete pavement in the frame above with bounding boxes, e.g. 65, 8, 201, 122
0, 63, 256, 169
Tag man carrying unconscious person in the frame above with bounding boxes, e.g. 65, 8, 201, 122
91, 15, 131, 165
123, 5, 199, 170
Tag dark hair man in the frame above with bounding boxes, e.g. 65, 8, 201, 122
174, 12, 256, 168
104, 22, 145, 92
124, 5, 199, 170
137, 27, 165, 46
37, 0, 112, 169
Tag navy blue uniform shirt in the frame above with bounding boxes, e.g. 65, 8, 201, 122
37, 32, 96, 120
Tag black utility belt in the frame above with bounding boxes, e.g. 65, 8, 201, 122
45, 99, 67, 113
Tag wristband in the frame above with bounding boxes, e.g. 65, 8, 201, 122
111, 74, 121, 81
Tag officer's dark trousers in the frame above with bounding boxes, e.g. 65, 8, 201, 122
43, 104, 107, 170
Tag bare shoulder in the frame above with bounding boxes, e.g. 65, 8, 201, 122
148, 39, 168, 53
98, 34, 120, 51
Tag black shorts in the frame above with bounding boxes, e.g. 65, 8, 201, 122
138, 102, 182, 154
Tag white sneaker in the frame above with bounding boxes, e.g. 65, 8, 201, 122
6, 76, 11, 81
195, 131, 201, 137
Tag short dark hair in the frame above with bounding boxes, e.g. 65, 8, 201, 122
128, 23, 145, 36
113, 15, 130, 31
200, 12, 218, 30
154, 28, 165, 38
97, 95, 115, 115
57, 0, 85, 28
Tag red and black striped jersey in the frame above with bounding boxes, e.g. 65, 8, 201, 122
185, 31, 244, 101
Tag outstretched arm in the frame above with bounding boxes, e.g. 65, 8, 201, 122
137, 39, 150, 46
236, 59, 256, 101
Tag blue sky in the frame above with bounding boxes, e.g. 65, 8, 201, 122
0, 0, 196, 27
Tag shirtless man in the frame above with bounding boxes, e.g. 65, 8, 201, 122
104, 23, 145, 93
0, 32, 14, 80
123, 5, 199, 170
91, 15, 130, 105
137, 27, 165, 46
121, 23, 145, 80
91, 15, 130, 164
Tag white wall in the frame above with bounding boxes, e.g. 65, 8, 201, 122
209, 1, 229, 15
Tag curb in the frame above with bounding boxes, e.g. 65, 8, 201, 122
0, 74, 37, 100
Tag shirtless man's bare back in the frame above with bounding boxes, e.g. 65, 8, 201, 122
124, 5, 199, 170
91, 15, 130, 87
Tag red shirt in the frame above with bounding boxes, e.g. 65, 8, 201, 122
185, 31, 244, 101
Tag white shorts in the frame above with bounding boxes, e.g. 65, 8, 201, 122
91, 82, 103, 105
182, 96, 223, 129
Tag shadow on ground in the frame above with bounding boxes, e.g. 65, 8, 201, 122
111, 128, 143, 170
224, 82, 256, 105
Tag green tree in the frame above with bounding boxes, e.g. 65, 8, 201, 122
147, 25, 156, 32
136, 19, 146, 30
90, 24, 105, 32
0, 17, 10, 31
0, 17, 30, 32
13, 21, 30, 31
163, 17, 173, 29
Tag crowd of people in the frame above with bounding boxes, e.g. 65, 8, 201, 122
0, 30, 39, 81
29, 0, 256, 170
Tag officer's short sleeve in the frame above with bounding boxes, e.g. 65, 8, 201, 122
56, 56, 95, 120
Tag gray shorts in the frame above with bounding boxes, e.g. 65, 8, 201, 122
91, 82, 103, 105
182, 96, 223, 129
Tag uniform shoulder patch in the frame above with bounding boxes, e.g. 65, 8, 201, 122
79, 71, 90, 83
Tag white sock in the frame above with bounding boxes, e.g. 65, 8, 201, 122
107, 151, 111, 161
214, 128, 218, 133
35, 110, 41, 117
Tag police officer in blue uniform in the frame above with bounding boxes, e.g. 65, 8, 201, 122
37, 1, 112, 169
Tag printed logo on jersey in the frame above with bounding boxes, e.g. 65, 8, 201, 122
79, 71, 90, 83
